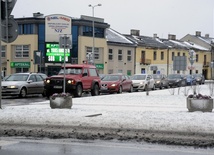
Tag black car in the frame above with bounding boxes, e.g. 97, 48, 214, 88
167, 74, 186, 88
193, 74, 205, 84
153, 74, 169, 89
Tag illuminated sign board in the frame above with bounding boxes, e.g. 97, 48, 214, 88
45, 42, 71, 63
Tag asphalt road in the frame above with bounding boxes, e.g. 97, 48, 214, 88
0, 137, 213, 155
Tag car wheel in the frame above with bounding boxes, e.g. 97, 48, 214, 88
42, 89, 46, 97
152, 84, 156, 90
19, 88, 27, 98
75, 84, 83, 97
129, 85, 133, 93
91, 84, 99, 96
117, 86, 122, 94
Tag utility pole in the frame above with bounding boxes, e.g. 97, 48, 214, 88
0, 0, 17, 109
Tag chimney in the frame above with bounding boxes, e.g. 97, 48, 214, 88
33, 12, 44, 18
196, 31, 201, 37
153, 34, 158, 38
205, 34, 209, 38
130, 29, 140, 36
168, 34, 176, 40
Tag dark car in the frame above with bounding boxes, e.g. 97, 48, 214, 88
186, 74, 196, 86
193, 74, 205, 84
101, 74, 133, 94
167, 74, 186, 88
153, 74, 169, 89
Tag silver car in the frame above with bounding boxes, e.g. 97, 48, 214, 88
1, 73, 47, 98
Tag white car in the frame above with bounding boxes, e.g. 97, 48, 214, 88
131, 74, 155, 91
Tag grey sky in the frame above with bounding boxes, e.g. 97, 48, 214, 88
12, 0, 214, 39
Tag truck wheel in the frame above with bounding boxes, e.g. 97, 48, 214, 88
75, 84, 83, 97
91, 84, 99, 96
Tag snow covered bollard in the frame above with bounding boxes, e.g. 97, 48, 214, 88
186, 94, 213, 112
50, 93, 72, 109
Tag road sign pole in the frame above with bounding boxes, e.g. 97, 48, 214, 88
0, 1, 2, 109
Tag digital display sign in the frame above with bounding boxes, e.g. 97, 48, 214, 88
45, 42, 71, 63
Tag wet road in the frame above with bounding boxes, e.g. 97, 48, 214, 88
0, 137, 213, 155
1, 95, 48, 106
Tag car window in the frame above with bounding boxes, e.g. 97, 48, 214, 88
131, 75, 146, 80
36, 75, 43, 82
89, 68, 98, 76
29, 75, 36, 82
6, 74, 28, 81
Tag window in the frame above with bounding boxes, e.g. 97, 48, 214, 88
172, 52, 174, 61
108, 69, 113, 74
15, 45, 29, 58
82, 26, 105, 38
118, 69, 123, 73
18, 24, 34, 34
153, 51, 157, 60
29, 75, 36, 82
1, 46, 6, 58
127, 50, 132, 62
161, 51, 164, 60
15, 68, 29, 73
108, 49, 113, 60
127, 70, 131, 76
89, 68, 98, 76
196, 54, 198, 62
178, 52, 180, 56
86, 47, 99, 60
118, 50, 123, 61
183, 53, 185, 56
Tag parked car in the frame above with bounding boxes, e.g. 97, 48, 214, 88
186, 74, 196, 86
131, 74, 155, 91
100, 74, 133, 94
1, 73, 47, 98
153, 74, 169, 89
167, 74, 186, 87
193, 73, 205, 84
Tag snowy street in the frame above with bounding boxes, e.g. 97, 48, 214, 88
0, 84, 214, 146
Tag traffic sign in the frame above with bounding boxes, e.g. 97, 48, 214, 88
1, 18, 18, 43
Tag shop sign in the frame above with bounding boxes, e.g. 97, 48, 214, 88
10, 62, 31, 68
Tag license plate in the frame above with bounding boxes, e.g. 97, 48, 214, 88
101, 86, 107, 90
54, 86, 62, 89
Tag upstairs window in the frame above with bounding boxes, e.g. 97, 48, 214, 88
15, 45, 29, 58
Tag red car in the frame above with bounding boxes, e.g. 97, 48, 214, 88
100, 74, 133, 94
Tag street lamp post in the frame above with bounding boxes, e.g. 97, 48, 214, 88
88, 4, 101, 65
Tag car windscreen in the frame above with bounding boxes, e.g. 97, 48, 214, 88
131, 75, 146, 80
102, 75, 120, 81
58, 68, 82, 75
6, 74, 29, 81
167, 74, 180, 79
153, 74, 162, 79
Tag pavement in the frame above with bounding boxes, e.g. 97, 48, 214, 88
0, 83, 214, 147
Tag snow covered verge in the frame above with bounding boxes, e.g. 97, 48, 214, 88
0, 84, 214, 147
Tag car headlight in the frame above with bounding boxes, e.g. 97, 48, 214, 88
111, 84, 116, 87
140, 81, 145, 85
46, 80, 50, 84
68, 80, 75, 84
7, 85, 17, 89
156, 81, 160, 84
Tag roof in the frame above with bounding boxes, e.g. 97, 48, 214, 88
106, 28, 135, 46
124, 35, 168, 49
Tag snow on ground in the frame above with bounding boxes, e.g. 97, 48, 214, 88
0, 84, 214, 135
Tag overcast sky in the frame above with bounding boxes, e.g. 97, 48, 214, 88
12, 0, 214, 39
